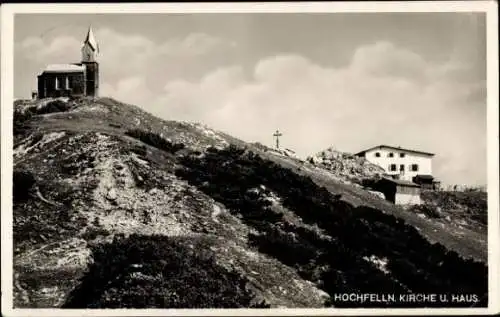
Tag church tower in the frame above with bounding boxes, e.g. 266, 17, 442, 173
81, 26, 99, 97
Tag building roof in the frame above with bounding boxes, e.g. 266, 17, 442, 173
42, 64, 85, 73
380, 177, 421, 187
414, 174, 434, 180
355, 145, 435, 157
82, 26, 99, 52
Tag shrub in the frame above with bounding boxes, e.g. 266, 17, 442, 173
37, 100, 72, 115
409, 204, 442, 218
81, 226, 110, 241
125, 129, 185, 154
13, 110, 34, 136
248, 226, 319, 266
130, 144, 148, 157
13, 169, 36, 202
63, 234, 269, 308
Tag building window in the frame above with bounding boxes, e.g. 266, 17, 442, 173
389, 164, 397, 171
55, 77, 60, 90
400, 164, 405, 171
388, 152, 394, 157
400, 153, 406, 158
65, 76, 70, 89
375, 152, 381, 157
411, 164, 419, 172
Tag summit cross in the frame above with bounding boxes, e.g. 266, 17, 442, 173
273, 130, 283, 150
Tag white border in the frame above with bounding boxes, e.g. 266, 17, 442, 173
1, 2, 499, 317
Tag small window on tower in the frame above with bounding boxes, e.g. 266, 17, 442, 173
375, 152, 381, 157
400, 153, 406, 158
388, 152, 394, 157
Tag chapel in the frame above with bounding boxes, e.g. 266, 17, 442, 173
37, 26, 99, 99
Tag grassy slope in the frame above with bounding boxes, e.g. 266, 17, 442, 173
12, 97, 488, 308
13, 97, 328, 308
262, 151, 487, 263
174, 146, 487, 307
419, 190, 487, 230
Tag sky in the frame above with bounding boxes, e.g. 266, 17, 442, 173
13, 12, 487, 187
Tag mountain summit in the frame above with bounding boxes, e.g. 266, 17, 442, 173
13, 97, 487, 308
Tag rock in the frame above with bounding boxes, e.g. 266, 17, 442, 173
106, 188, 117, 201
148, 188, 159, 195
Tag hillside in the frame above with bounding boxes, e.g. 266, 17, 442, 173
12, 97, 488, 309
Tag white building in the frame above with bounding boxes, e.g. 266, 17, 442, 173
355, 145, 434, 182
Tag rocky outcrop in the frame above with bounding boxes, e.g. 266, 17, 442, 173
307, 147, 386, 184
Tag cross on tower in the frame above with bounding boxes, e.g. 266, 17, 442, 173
273, 130, 283, 150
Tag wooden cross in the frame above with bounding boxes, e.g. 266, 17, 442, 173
273, 130, 282, 150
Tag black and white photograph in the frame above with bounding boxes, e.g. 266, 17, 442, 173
1, 2, 499, 316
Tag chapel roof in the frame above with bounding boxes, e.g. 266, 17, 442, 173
42, 64, 85, 73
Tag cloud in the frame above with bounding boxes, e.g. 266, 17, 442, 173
101, 76, 153, 107
15, 27, 238, 90
157, 32, 236, 57
350, 41, 429, 81
17, 35, 82, 62
15, 28, 485, 186
140, 42, 485, 186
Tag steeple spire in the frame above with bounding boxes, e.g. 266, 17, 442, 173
83, 25, 99, 53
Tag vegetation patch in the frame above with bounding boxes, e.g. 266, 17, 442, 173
14, 99, 73, 137
13, 166, 89, 254
125, 129, 185, 154
175, 145, 488, 307
419, 190, 487, 226
14, 111, 35, 136
13, 169, 37, 203
62, 234, 269, 308
36, 100, 73, 115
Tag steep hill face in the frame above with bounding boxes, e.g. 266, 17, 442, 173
12, 97, 488, 309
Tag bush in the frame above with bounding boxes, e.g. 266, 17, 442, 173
37, 100, 72, 115
14, 110, 34, 136
63, 234, 269, 308
13, 169, 36, 202
248, 226, 319, 266
125, 129, 185, 154
80, 226, 110, 241
409, 204, 442, 218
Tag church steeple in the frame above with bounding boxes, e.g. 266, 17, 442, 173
81, 25, 100, 97
81, 26, 99, 62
